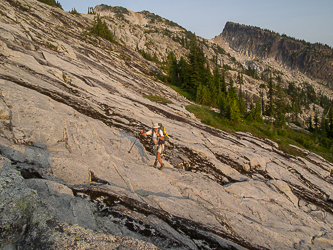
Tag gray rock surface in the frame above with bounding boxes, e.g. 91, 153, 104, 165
0, 0, 333, 249
0, 158, 159, 250
217, 21, 333, 89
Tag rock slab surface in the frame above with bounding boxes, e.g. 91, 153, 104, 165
0, 0, 333, 249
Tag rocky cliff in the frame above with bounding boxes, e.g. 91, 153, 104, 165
1, 0, 333, 249
216, 22, 333, 88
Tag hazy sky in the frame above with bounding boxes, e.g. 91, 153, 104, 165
58, 0, 333, 47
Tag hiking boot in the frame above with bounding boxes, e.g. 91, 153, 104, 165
153, 160, 158, 168
159, 163, 165, 171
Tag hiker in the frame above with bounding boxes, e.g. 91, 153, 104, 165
140, 123, 165, 170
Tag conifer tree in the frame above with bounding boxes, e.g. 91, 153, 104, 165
314, 111, 319, 131
328, 110, 333, 138
183, 36, 200, 97
178, 56, 189, 88
196, 84, 203, 104
92, 15, 114, 42
237, 72, 243, 100
320, 114, 328, 137
268, 73, 274, 117
227, 98, 241, 122
220, 77, 241, 122
228, 77, 237, 100
274, 78, 287, 128
196, 83, 210, 105
237, 72, 246, 114
166, 52, 179, 85
247, 100, 263, 123
275, 112, 286, 128
219, 94, 227, 117
260, 90, 264, 115
308, 116, 314, 132
213, 65, 221, 94
212, 66, 222, 107
221, 70, 226, 94
183, 35, 210, 100
214, 65, 222, 95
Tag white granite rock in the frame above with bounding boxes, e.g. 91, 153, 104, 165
0, 0, 333, 249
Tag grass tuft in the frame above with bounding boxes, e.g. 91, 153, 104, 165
144, 95, 172, 104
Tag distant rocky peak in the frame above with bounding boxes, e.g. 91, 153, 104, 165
219, 22, 333, 88
93, 4, 185, 32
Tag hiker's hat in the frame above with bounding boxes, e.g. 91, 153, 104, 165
153, 123, 159, 128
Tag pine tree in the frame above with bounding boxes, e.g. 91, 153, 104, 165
308, 116, 314, 132
228, 77, 237, 100
196, 84, 210, 105
219, 94, 227, 117
181, 36, 185, 47
320, 114, 328, 137
259, 90, 264, 115
178, 56, 189, 88
328, 110, 333, 138
183, 36, 201, 97
213, 65, 221, 94
183, 35, 210, 100
237, 73, 246, 114
314, 112, 319, 131
275, 112, 286, 128
247, 100, 263, 123
237, 72, 243, 100
92, 15, 114, 42
268, 73, 274, 117
227, 98, 241, 122
166, 52, 179, 85
219, 77, 241, 122
196, 84, 203, 104
274, 78, 287, 128
221, 70, 226, 94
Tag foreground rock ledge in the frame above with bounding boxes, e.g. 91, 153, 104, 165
0, 158, 160, 249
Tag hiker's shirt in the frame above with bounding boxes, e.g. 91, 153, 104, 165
146, 129, 164, 146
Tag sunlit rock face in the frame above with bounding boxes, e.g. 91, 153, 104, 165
1, 0, 333, 249
219, 21, 333, 89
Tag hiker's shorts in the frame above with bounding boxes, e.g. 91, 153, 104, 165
154, 144, 165, 156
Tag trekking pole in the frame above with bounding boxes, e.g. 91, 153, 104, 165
128, 135, 139, 153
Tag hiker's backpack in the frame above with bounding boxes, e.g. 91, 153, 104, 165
159, 123, 170, 141
151, 123, 170, 145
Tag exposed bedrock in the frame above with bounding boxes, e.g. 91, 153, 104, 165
1, 0, 333, 249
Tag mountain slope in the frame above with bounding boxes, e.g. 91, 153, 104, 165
1, 0, 333, 249
94, 6, 333, 126
215, 21, 333, 88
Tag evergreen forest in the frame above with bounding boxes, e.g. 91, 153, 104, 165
160, 37, 333, 162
